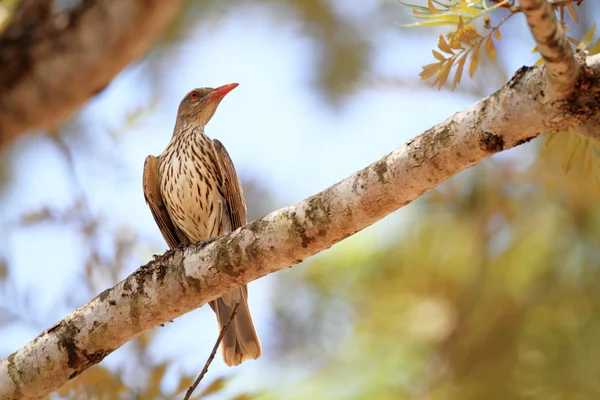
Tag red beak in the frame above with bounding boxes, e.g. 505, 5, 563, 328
209, 83, 239, 100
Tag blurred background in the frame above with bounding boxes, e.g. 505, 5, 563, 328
1, 0, 600, 399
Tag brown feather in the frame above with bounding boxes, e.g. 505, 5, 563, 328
211, 139, 261, 365
143, 155, 188, 249
212, 139, 247, 229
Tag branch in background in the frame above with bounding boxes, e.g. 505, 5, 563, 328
184, 303, 239, 400
519, 0, 580, 98
2, 54, 600, 400
0, 0, 186, 147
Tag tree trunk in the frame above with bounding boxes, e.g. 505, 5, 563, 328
0, 0, 186, 146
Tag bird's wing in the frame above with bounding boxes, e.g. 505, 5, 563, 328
212, 139, 247, 230
143, 155, 184, 249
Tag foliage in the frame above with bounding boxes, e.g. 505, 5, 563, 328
269, 154, 600, 399
0, 0, 18, 31
400, 0, 510, 90
55, 362, 234, 400
399, 0, 600, 193
399, 0, 592, 90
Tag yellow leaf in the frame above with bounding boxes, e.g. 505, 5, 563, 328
420, 62, 443, 79
450, 34, 465, 50
588, 38, 600, 56
403, 18, 462, 28
428, 0, 443, 14
495, 28, 502, 40
463, 24, 481, 41
411, 13, 462, 21
544, 132, 559, 150
566, 3, 578, 23
147, 363, 168, 396
232, 395, 257, 400
200, 377, 228, 396
562, 136, 582, 174
456, 5, 483, 16
582, 142, 592, 182
568, 36, 580, 46
483, 15, 491, 29
578, 23, 596, 50
456, 15, 465, 32
438, 35, 454, 54
452, 54, 468, 91
434, 61, 452, 89
176, 376, 196, 394
534, 57, 545, 66
469, 45, 480, 77
432, 49, 446, 61
486, 37, 496, 60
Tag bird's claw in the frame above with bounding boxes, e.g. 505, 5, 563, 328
198, 237, 218, 248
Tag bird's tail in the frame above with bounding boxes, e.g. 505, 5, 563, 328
212, 286, 262, 367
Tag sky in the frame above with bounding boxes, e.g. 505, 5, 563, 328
0, 1, 564, 397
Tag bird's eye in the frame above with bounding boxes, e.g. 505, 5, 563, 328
189, 91, 199, 100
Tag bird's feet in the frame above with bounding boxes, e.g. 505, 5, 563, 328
197, 237, 219, 249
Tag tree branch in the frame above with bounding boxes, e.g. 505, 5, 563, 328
2, 54, 600, 400
0, 0, 186, 147
519, 0, 580, 98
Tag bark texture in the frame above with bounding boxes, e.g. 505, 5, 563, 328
1, 53, 600, 399
0, 0, 186, 147
519, 0, 580, 98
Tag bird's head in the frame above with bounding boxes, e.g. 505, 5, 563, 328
176, 83, 239, 127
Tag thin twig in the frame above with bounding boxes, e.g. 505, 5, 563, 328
183, 302, 239, 400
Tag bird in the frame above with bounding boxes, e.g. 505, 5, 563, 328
142, 83, 261, 366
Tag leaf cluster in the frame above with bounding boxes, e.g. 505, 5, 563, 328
400, 0, 592, 90
270, 158, 600, 399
